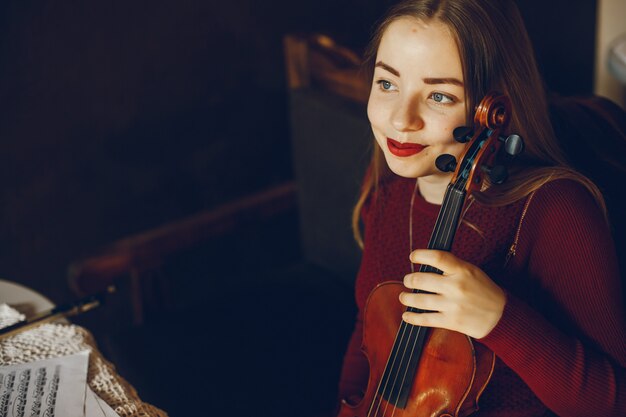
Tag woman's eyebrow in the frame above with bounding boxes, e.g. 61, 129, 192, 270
423, 77, 464, 87
375, 61, 463, 87
375, 61, 400, 76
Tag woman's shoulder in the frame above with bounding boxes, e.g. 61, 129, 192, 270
528, 178, 603, 220
510, 178, 620, 293
521, 177, 610, 246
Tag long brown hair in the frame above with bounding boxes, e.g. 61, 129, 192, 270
352, 0, 605, 247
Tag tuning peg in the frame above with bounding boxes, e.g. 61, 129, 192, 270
436, 154, 458, 173
483, 164, 508, 184
503, 134, 524, 156
453, 126, 473, 143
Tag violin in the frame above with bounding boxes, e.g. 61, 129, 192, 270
338, 92, 524, 417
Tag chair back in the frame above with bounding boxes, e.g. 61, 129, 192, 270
285, 34, 371, 282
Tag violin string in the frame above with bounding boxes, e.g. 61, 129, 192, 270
391, 176, 463, 414
402, 180, 463, 416
383, 164, 468, 415
367, 318, 410, 417
388, 185, 445, 414
376, 322, 410, 416
379, 176, 461, 416
387, 176, 449, 415
386, 178, 432, 417
370, 146, 471, 416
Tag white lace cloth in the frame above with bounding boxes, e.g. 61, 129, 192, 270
0, 304, 167, 417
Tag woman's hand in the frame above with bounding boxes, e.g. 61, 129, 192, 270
399, 249, 506, 339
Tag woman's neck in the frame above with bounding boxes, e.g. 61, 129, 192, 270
417, 174, 452, 205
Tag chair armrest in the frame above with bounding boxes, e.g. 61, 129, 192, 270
68, 182, 297, 297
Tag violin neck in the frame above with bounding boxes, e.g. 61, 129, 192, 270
420, 183, 467, 273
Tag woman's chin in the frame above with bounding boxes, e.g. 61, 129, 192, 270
385, 160, 422, 179
382, 152, 421, 178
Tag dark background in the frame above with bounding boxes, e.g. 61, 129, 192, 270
0, 0, 598, 416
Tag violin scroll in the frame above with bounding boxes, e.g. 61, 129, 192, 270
473, 92, 511, 129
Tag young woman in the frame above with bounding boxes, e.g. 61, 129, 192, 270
337, 0, 626, 415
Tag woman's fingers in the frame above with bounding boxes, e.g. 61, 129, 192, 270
403, 272, 448, 292
399, 291, 448, 311
401, 310, 445, 328
403, 248, 506, 339
409, 249, 465, 274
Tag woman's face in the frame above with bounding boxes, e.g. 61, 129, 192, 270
368, 17, 467, 180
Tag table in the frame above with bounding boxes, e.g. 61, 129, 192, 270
0, 279, 167, 417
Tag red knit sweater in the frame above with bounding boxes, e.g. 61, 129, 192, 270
338, 174, 626, 416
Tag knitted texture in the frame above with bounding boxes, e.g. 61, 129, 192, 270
339, 175, 626, 416
0, 304, 167, 417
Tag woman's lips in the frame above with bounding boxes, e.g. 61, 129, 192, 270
387, 138, 426, 157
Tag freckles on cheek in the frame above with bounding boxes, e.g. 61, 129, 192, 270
441, 122, 459, 136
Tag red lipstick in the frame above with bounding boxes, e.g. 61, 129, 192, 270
387, 138, 426, 157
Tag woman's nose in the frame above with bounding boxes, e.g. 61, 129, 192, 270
391, 97, 424, 132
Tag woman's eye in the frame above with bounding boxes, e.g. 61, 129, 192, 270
376, 79, 396, 91
430, 92, 454, 104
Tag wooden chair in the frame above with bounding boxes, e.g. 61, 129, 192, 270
66, 35, 370, 417
68, 183, 297, 324
68, 35, 369, 324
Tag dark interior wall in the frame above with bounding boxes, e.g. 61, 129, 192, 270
0, 0, 596, 303
518, 0, 597, 96
0, 0, 381, 302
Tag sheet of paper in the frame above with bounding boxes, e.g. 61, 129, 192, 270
0, 351, 89, 417
86, 387, 120, 417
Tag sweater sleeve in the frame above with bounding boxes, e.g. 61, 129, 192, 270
480, 179, 626, 416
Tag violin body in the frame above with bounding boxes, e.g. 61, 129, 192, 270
338, 282, 495, 417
